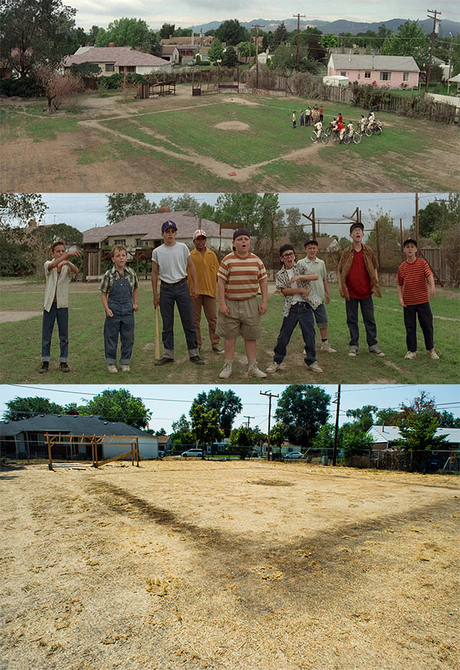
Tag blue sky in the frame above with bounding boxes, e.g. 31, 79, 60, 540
70, 2, 460, 32
1, 384, 459, 434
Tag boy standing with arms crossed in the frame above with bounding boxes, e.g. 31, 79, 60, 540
100, 245, 138, 373
217, 229, 268, 379
397, 237, 439, 360
39, 240, 80, 374
151, 221, 204, 366
338, 222, 385, 357
296, 238, 336, 353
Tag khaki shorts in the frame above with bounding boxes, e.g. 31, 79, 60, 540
216, 296, 261, 340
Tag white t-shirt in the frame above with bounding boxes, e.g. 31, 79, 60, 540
287, 268, 303, 305
152, 242, 190, 284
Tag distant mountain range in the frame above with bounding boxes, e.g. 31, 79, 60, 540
191, 17, 460, 37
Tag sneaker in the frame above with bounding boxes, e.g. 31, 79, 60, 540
219, 363, 232, 379
38, 361, 49, 374
248, 363, 267, 379
307, 361, 323, 372
60, 362, 71, 373
266, 361, 281, 373
405, 351, 416, 360
348, 347, 358, 357
370, 348, 385, 357
190, 355, 205, 365
107, 364, 118, 373
155, 356, 174, 366
120, 364, 131, 372
321, 341, 336, 353
427, 348, 440, 360
212, 346, 224, 354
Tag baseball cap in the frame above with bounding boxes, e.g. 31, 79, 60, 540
193, 229, 207, 240
403, 237, 417, 247
304, 238, 318, 247
349, 222, 364, 234
232, 228, 251, 240
161, 220, 177, 233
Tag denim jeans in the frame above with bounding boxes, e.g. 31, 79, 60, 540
160, 280, 198, 358
41, 304, 69, 362
345, 296, 378, 350
273, 302, 316, 366
404, 302, 434, 352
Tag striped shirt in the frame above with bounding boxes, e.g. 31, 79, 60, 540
397, 257, 433, 305
218, 252, 267, 301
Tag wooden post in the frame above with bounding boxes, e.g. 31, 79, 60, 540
46, 434, 53, 471
136, 438, 140, 467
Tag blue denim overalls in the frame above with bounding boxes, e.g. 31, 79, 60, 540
104, 272, 135, 365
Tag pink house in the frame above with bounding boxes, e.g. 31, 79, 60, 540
327, 54, 420, 89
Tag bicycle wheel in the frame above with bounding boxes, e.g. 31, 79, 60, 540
374, 127, 382, 136
352, 133, 362, 144
330, 131, 339, 142
320, 132, 329, 145
310, 131, 317, 143
365, 126, 373, 137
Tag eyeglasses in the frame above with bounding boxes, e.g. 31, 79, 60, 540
282, 252, 295, 259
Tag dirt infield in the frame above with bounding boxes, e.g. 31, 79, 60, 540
1, 460, 459, 670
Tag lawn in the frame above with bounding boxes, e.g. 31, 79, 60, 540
0, 279, 458, 385
1, 88, 458, 193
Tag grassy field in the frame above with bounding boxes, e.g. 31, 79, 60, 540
1, 88, 458, 192
0, 279, 458, 385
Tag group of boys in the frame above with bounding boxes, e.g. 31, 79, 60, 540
38, 220, 440, 376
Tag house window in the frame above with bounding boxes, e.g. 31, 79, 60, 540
364, 71, 371, 78
127, 66, 135, 73
380, 71, 391, 81
135, 239, 145, 247
114, 239, 126, 246
403, 72, 409, 81
357, 73, 360, 79
105, 63, 115, 73
340, 71, 347, 77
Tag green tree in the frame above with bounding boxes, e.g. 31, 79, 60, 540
375, 408, 401, 426
322, 34, 339, 49
190, 389, 242, 438
223, 45, 239, 67
417, 194, 460, 245
274, 385, 331, 449
237, 41, 255, 58
381, 20, 429, 69
229, 426, 260, 459
345, 405, 378, 432
215, 19, 249, 47
78, 389, 152, 430
394, 411, 448, 452
159, 23, 175, 40
214, 193, 279, 238
190, 405, 224, 449
3, 396, 65, 421
106, 193, 157, 224
366, 209, 400, 266
272, 23, 289, 50
0, 194, 48, 227
0, 0, 77, 77
208, 37, 224, 65
341, 425, 375, 459
311, 423, 338, 452
95, 17, 151, 50
170, 414, 194, 446
270, 422, 286, 450
159, 194, 202, 217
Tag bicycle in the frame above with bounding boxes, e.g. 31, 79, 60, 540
342, 130, 362, 145
310, 130, 329, 144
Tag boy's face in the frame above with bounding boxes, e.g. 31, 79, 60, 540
112, 248, 127, 270
350, 227, 364, 243
305, 244, 318, 261
233, 235, 251, 257
404, 243, 417, 260
53, 244, 66, 259
280, 249, 295, 269
194, 236, 207, 252
162, 227, 177, 245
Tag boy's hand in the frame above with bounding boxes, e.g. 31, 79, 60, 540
339, 286, 345, 298
325, 295, 330, 304
399, 298, 406, 308
290, 275, 300, 283
153, 296, 160, 308
259, 302, 267, 315
429, 286, 435, 298
106, 308, 114, 317
303, 288, 310, 296
69, 249, 82, 259
220, 304, 229, 316
133, 303, 138, 312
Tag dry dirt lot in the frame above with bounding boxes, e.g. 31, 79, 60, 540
1, 460, 459, 670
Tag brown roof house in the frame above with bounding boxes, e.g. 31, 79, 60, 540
82, 209, 234, 279
63, 45, 172, 76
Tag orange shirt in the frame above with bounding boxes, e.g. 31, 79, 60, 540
397, 257, 433, 305
187, 247, 219, 297
218, 252, 267, 301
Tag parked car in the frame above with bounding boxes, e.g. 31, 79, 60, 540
181, 449, 204, 458
284, 452, 304, 460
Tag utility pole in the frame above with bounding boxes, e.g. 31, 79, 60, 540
260, 390, 279, 460
426, 10, 442, 93
244, 416, 255, 429
301, 208, 316, 238
332, 384, 341, 466
293, 14, 306, 72
252, 24, 264, 88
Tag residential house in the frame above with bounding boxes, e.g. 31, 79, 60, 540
160, 45, 180, 65
63, 45, 172, 77
0, 414, 159, 460
366, 425, 460, 450
327, 54, 420, 89
82, 209, 234, 279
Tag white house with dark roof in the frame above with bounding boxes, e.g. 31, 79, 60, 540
327, 54, 420, 89
366, 425, 460, 450
63, 45, 172, 76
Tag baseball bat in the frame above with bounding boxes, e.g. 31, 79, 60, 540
155, 307, 160, 360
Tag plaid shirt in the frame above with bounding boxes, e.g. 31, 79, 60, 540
275, 262, 322, 317
100, 266, 139, 294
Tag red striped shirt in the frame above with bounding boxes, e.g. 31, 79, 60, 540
397, 257, 433, 305
218, 252, 267, 301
